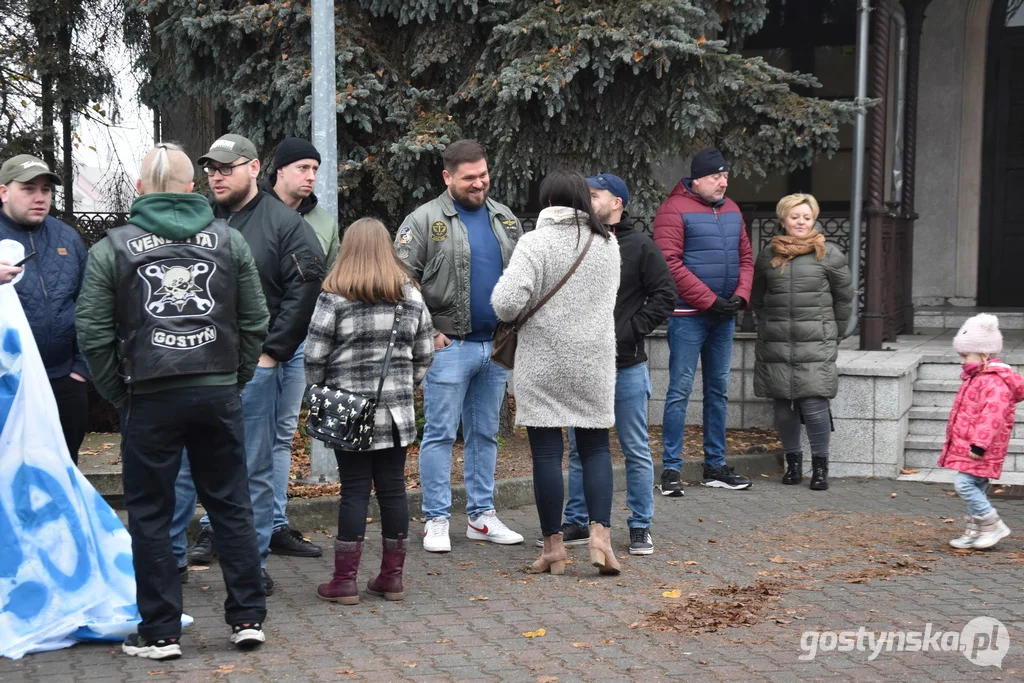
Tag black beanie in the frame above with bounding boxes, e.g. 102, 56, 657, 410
690, 147, 728, 179
273, 137, 321, 174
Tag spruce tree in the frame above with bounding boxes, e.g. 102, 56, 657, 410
131, 0, 859, 220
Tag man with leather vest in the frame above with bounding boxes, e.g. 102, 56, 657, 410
395, 139, 525, 553
653, 148, 754, 495
170, 134, 326, 595
76, 143, 270, 660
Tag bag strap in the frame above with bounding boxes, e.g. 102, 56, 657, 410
374, 303, 403, 402
517, 231, 594, 327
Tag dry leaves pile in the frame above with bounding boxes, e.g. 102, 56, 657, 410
633, 581, 787, 634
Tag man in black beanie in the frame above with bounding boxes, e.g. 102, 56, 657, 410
252, 136, 339, 558
652, 147, 754, 495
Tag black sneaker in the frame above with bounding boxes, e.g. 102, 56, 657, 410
122, 633, 182, 660
534, 523, 590, 547
178, 564, 189, 584
270, 526, 324, 557
701, 464, 752, 490
230, 622, 266, 649
187, 527, 216, 564
629, 527, 654, 556
660, 469, 684, 497
262, 568, 275, 596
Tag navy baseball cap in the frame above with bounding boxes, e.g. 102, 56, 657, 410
586, 173, 629, 207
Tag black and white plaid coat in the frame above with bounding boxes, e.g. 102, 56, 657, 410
304, 283, 434, 450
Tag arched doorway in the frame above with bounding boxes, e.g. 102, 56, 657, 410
978, 0, 1024, 306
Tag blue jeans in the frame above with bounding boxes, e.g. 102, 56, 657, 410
170, 365, 277, 567
954, 471, 994, 518
565, 363, 654, 529
661, 314, 735, 471
419, 339, 508, 520
272, 340, 306, 531
527, 427, 612, 536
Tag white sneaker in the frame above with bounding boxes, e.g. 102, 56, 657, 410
467, 510, 524, 545
972, 512, 1011, 549
423, 517, 451, 552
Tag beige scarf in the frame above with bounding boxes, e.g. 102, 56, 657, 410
770, 229, 826, 273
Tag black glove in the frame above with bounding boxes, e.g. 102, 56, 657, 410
970, 445, 986, 457
728, 295, 746, 311
709, 296, 738, 318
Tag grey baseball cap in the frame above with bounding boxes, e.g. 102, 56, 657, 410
0, 155, 62, 185
197, 134, 259, 166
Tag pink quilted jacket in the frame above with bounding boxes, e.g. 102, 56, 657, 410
938, 362, 1024, 479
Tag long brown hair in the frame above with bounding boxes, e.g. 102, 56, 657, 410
322, 217, 415, 303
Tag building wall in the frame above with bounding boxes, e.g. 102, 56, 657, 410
913, 0, 969, 305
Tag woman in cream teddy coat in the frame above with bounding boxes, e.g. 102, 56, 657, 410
491, 169, 621, 577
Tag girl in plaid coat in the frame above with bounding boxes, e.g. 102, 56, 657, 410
305, 218, 434, 604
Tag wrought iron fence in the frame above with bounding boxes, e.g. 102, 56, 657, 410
71, 212, 129, 247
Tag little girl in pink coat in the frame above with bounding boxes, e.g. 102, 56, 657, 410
940, 313, 1024, 549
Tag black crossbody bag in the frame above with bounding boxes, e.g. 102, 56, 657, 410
305, 304, 402, 451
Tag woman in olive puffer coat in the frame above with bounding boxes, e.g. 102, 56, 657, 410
751, 193, 854, 491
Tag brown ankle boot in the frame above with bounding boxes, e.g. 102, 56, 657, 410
366, 535, 407, 600
316, 539, 362, 604
530, 533, 567, 574
588, 523, 621, 575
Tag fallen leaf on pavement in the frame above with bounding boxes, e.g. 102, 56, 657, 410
571, 642, 591, 649
941, 518, 956, 523
523, 628, 547, 638
662, 589, 682, 598
846, 577, 870, 584
337, 670, 355, 675
536, 677, 559, 683
436, 638, 453, 644
899, 467, 920, 475
890, 493, 898, 498
684, 561, 699, 566
470, 595, 488, 601
188, 566, 210, 572
769, 556, 795, 564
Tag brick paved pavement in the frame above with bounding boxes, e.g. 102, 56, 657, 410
2, 477, 1022, 682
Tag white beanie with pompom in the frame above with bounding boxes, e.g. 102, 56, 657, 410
952, 313, 1003, 356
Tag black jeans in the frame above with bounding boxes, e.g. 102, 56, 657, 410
527, 427, 613, 536
335, 444, 409, 541
120, 386, 265, 641
773, 397, 832, 459
50, 374, 88, 464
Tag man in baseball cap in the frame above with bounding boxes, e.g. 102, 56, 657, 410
173, 133, 326, 594
0, 154, 91, 462
539, 172, 675, 556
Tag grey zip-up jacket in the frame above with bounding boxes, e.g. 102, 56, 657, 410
395, 190, 522, 337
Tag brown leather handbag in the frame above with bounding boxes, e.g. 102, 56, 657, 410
490, 232, 594, 370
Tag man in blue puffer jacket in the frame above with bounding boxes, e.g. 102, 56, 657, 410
653, 148, 754, 495
0, 154, 90, 463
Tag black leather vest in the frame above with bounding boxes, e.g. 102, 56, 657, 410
107, 220, 240, 384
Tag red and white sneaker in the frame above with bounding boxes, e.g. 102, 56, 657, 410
423, 517, 451, 553
467, 510, 524, 545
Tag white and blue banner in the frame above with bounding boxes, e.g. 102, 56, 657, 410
0, 239, 141, 659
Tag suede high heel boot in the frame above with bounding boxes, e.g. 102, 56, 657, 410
530, 533, 567, 575
316, 539, 362, 604
366, 535, 407, 600
588, 523, 621, 576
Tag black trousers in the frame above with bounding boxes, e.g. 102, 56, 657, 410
527, 427, 613, 536
335, 441, 409, 542
50, 375, 88, 464
120, 385, 265, 641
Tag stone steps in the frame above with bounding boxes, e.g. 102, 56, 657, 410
904, 361, 1024, 473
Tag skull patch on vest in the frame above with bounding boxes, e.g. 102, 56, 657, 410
138, 258, 217, 317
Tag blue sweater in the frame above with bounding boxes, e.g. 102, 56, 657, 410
0, 212, 89, 379
456, 200, 502, 340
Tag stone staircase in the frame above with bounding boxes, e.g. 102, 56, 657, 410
904, 356, 1024, 474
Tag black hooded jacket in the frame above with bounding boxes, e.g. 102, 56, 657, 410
611, 214, 677, 368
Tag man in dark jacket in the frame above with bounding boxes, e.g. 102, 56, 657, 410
170, 134, 326, 593
0, 154, 90, 463
540, 174, 675, 555
653, 148, 754, 494
253, 137, 339, 559
76, 143, 269, 659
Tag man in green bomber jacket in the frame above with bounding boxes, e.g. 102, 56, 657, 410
75, 143, 270, 661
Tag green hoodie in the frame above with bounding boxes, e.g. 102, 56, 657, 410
75, 192, 269, 407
